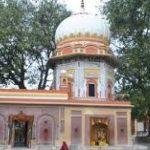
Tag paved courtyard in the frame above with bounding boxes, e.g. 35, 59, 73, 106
139, 144, 150, 150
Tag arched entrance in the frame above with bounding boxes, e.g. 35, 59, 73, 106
8, 111, 33, 147
90, 117, 109, 146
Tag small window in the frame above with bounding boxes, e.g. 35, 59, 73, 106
89, 84, 95, 97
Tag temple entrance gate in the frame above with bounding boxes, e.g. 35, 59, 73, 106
8, 111, 33, 147
90, 117, 109, 146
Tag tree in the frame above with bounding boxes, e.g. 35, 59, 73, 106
29, 0, 70, 89
0, 0, 70, 89
104, 0, 150, 135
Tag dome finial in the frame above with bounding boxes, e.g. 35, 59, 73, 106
81, 0, 84, 9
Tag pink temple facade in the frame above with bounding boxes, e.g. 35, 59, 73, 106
0, 89, 132, 148
0, 4, 133, 149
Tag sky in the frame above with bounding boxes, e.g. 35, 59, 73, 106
58, 0, 107, 14
32, 0, 108, 14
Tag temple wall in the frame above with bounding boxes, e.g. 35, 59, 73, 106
0, 105, 60, 146
0, 105, 131, 147
62, 106, 131, 146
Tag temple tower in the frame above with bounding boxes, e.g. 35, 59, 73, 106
50, 6, 117, 100
50, 1, 116, 100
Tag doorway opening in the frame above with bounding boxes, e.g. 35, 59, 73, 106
88, 84, 95, 97
8, 111, 33, 148
14, 120, 28, 147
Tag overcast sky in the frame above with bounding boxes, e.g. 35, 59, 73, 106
58, 0, 108, 14
32, 0, 107, 14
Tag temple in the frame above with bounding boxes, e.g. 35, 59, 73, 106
0, 3, 133, 149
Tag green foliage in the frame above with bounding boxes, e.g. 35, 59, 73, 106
0, 0, 70, 89
104, 0, 150, 126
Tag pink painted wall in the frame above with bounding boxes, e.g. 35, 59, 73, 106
38, 115, 54, 144
71, 116, 82, 144
0, 105, 59, 145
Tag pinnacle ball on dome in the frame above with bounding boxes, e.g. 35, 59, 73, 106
55, 7, 111, 43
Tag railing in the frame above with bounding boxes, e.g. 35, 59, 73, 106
73, 96, 115, 101
137, 131, 149, 137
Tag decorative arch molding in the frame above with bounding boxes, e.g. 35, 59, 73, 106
8, 111, 34, 146
59, 46, 73, 55
0, 114, 6, 144
85, 46, 98, 54
36, 114, 56, 145
10, 111, 34, 122
86, 78, 98, 98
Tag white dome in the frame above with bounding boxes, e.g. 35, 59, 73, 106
55, 12, 110, 42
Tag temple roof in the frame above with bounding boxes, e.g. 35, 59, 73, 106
49, 53, 118, 68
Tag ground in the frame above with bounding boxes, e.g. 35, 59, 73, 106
139, 143, 150, 150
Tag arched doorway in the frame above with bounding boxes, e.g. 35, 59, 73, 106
90, 117, 109, 146
8, 111, 33, 147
